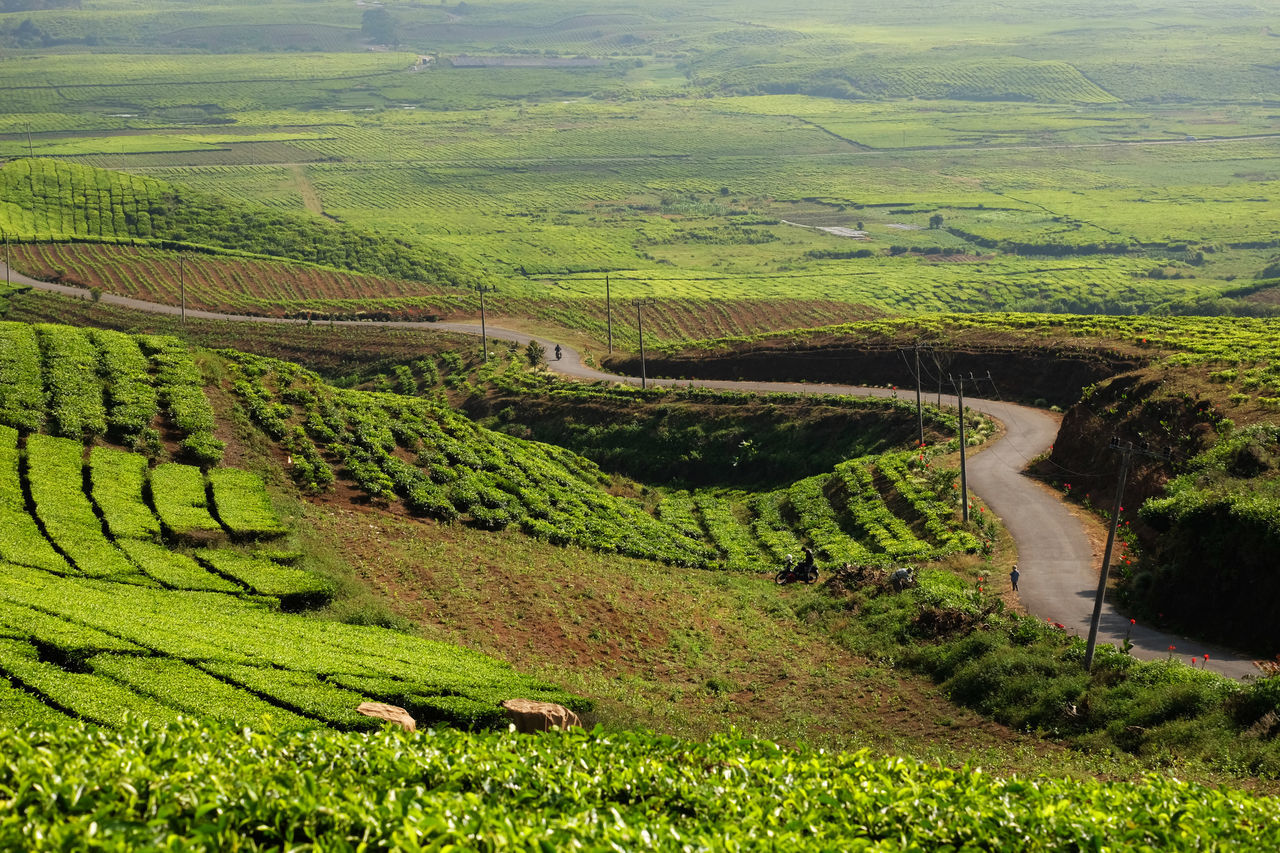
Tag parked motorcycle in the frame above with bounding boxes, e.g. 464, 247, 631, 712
890, 566, 917, 592
775, 555, 818, 585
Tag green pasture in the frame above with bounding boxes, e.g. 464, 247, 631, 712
2, 0, 1279, 322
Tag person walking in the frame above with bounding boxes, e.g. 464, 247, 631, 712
1009, 564, 1020, 592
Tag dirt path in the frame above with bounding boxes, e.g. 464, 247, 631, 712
1, 262, 1258, 678
289, 165, 325, 218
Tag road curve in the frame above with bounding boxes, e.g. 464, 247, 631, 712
1, 263, 1258, 678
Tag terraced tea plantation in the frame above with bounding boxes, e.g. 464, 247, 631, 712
0, 158, 475, 290
230, 348, 985, 569
7, 720, 1280, 850
0, 321, 587, 729
0, 441, 584, 731
0, 317, 983, 732
655, 449, 986, 569
0, 421, 586, 729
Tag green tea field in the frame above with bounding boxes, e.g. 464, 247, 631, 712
5, 0, 1280, 846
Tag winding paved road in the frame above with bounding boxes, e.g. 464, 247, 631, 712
0, 262, 1258, 678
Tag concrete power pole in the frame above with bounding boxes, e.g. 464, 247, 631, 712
477, 284, 497, 362
1083, 439, 1168, 671
636, 297, 654, 389
952, 374, 969, 524
913, 343, 924, 448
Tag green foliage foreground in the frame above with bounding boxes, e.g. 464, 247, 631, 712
4, 718, 1278, 851
803, 567, 1280, 777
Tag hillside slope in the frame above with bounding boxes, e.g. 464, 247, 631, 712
0, 320, 586, 729
0, 159, 478, 288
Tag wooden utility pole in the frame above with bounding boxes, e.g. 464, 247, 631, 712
606, 274, 612, 354
179, 254, 186, 322
900, 341, 930, 447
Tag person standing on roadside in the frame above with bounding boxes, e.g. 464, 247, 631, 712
1009, 564, 1020, 592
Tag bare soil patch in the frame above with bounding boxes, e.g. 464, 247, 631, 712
302, 499, 1065, 769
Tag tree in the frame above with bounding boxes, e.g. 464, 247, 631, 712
929, 213, 945, 229
361, 8, 397, 46
524, 340, 546, 368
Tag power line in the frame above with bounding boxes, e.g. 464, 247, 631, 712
519, 270, 879, 283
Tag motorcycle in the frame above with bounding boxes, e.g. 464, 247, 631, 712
775, 558, 818, 585
890, 567, 917, 592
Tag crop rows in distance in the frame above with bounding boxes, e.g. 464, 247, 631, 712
231, 349, 981, 569
1, 157, 1253, 321
3, 239, 875, 340
6, 242, 456, 318
0, 159, 474, 290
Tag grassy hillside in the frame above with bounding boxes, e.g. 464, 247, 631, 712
0, 159, 478, 288
0, 316, 1001, 729
223, 344, 991, 568
2, 306, 1280, 836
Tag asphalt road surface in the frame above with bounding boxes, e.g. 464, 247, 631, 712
2, 263, 1258, 678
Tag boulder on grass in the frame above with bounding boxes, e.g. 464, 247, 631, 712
357, 701, 416, 732
501, 698, 581, 733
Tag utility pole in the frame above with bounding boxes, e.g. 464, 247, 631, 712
3, 231, 9, 288
477, 283, 496, 362
606, 273, 613, 354
1083, 439, 1168, 672
179, 254, 186, 322
636, 297, 654, 389
915, 343, 924, 447
26, 123, 33, 160
951, 373, 969, 523
899, 341, 930, 447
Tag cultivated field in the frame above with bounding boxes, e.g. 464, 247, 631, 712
4, 0, 1280, 844
1, 0, 1278, 333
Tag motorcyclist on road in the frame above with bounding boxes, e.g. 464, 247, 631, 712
554, 344, 562, 360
